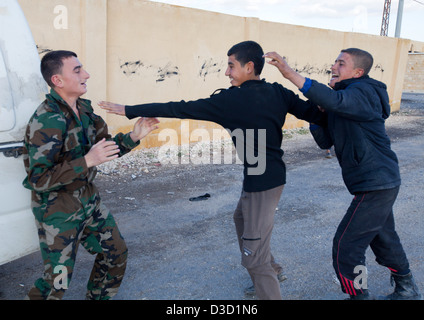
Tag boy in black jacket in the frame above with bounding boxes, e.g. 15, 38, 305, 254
99, 41, 325, 299
265, 49, 421, 300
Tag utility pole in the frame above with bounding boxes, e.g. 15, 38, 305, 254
395, 0, 404, 38
380, 0, 391, 36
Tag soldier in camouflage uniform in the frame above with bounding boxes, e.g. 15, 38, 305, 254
22, 50, 159, 300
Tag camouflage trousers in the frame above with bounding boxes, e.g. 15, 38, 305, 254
27, 187, 127, 300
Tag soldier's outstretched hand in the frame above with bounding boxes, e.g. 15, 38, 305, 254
84, 138, 120, 168
130, 117, 160, 142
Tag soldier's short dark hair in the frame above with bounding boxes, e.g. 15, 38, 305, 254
227, 41, 264, 76
41, 50, 78, 88
341, 48, 374, 76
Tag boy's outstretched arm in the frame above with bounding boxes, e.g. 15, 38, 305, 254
98, 101, 126, 116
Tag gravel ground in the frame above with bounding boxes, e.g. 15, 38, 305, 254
1, 92, 423, 303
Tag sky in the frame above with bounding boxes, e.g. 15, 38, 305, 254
150, 0, 424, 43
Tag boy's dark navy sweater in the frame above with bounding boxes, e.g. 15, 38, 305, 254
125, 79, 325, 192
303, 76, 401, 194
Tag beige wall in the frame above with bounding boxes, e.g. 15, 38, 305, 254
404, 53, 424, 92
403, 39, 424, 92
18, 0, 417, 148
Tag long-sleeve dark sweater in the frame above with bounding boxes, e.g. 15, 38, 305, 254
303, 76, 401, 194
126, 79, 325, 192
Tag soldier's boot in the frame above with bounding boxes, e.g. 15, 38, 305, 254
382, 272, 422, 300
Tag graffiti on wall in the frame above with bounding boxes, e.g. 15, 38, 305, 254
198, 58, 225, 81
119, 57, 224, 83
120, 60, 179, 83
287, 58, 385, 81
119, 56, 385, 84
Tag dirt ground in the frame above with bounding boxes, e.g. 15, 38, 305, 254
1, 92, 423, 302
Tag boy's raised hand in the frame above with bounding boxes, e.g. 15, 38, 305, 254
263, 52, 291, 75
264, 51, 306, 90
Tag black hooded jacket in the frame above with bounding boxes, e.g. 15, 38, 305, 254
304, 76, 401, 194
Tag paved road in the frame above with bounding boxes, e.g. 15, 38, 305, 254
1, 93, 423, 302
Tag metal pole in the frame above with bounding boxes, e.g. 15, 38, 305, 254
380, 0, 391, 36
395, 0, 404, 38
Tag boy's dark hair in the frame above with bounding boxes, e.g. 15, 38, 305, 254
41, 50, 77, 87
227, 40, 264, 76
341, 48, 374, 76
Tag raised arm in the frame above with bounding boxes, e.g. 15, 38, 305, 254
263, 52, 306, 90
264, 52, 383, 121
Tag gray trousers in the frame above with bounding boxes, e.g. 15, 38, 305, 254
233, 184, 284, 300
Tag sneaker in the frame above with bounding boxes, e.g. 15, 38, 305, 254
244, 285, 256, 297
244, 271, 287, 297
277, 272, 288, 282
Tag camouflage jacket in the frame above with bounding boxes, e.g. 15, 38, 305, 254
23, 89, 139, 204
